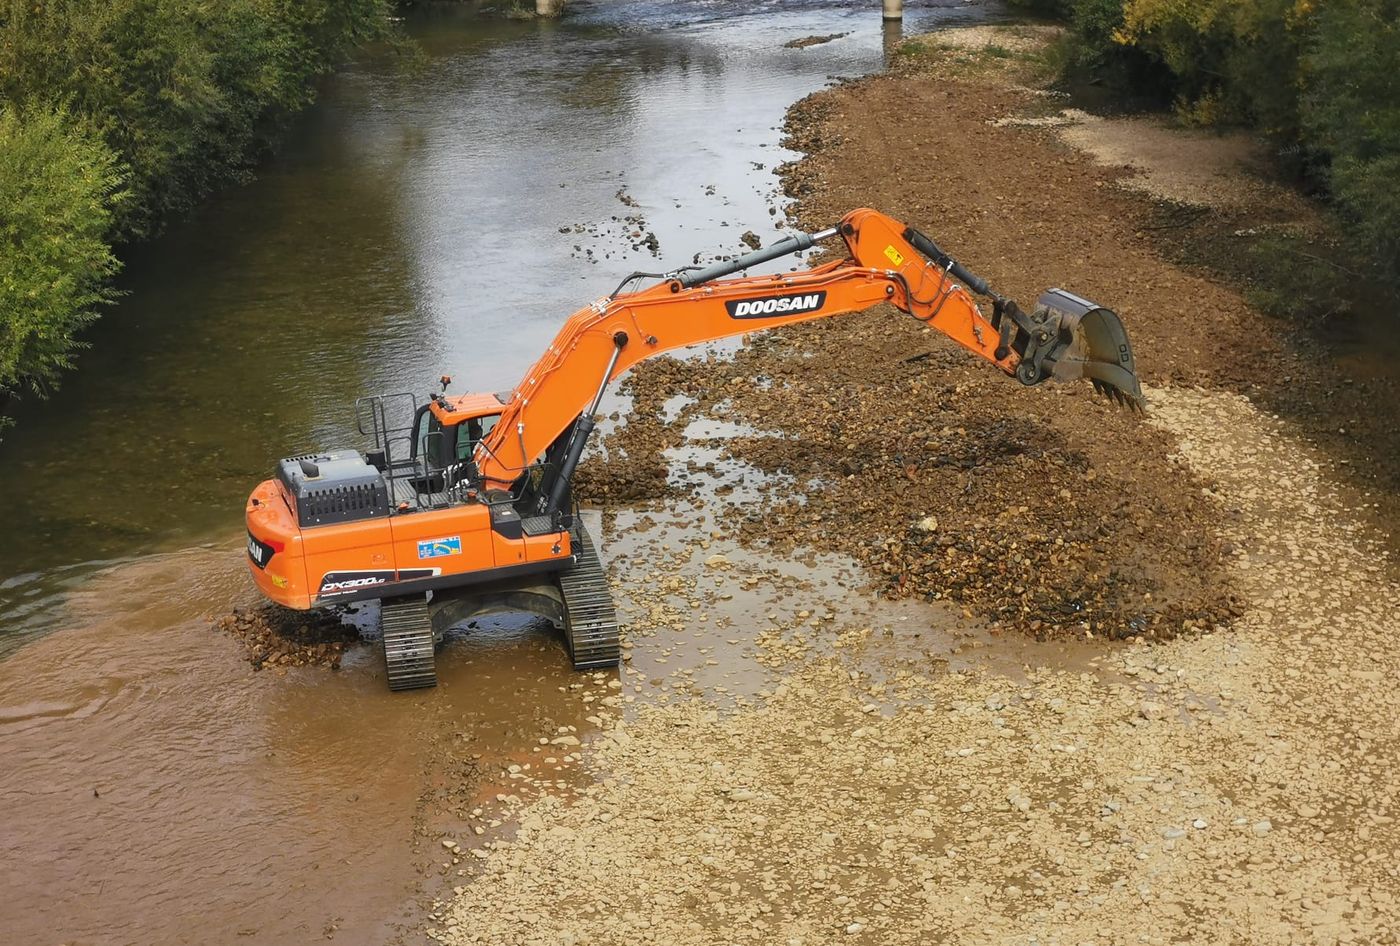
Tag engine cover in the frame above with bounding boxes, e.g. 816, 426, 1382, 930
276, 450, 389, 527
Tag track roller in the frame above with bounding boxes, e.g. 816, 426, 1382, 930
557, 524, 620, 669
381, 594, 437, 691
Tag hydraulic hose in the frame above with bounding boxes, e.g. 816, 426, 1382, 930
545, 332, 627, 515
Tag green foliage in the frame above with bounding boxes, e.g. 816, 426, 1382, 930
0, 107, 124, 404
1302, 0, 1400, 287
1244, 230, 1355, 324
0, 0, 389, 403
1041, 0, 1400, 296
892, 38, 933, 59
0, 0, 390, 238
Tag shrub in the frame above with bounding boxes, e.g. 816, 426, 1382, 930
1041, 0, 1400, 300
0, 0, 390, 239
1302, 0, 1400, 288
0, 108, 124, 405
0, 0, 389, 405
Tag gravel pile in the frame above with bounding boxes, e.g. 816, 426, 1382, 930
589, 315, 1238, 641
211, 605, 360, 670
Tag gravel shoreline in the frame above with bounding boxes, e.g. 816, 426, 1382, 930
429, 383, 1398, 946
426, 27, 1400, 945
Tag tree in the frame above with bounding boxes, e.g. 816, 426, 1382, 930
0, 107, 125, 407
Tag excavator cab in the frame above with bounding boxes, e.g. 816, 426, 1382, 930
410, 406, 499, 466
401, 397, 502, 497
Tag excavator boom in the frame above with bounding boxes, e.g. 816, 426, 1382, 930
475, 207, 1141, 488
243, 208, 1142, 690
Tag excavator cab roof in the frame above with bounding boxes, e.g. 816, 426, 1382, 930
429, 391, 507, 424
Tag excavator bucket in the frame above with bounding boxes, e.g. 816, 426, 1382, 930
1037, 289, 1145, 410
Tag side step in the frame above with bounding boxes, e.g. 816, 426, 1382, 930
557, 525, 620, 670
381, 594, 437, 691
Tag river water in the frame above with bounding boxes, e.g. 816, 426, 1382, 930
0, 2, 1005, 943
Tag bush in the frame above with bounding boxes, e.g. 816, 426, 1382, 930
0, 0, 390, 239
0, 108, 124, 405
0, 0, 389, 405
1042, 0, 1400, 298
1303, 0, 1400, 288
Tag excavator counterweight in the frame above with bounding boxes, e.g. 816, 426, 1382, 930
244, 208, 1143, 690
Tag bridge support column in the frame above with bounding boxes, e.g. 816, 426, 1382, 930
882, 0, 902, 20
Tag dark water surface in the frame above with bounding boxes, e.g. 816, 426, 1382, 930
0, 3, 1005, 944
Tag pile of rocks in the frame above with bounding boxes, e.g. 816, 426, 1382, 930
211, 606, 360, 670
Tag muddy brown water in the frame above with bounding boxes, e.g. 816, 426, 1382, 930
0, 539, 618, 944
0, 2, 1026, 943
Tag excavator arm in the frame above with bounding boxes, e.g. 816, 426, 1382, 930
474, 207, 1142, 498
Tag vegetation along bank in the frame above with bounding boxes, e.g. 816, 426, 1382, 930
1010, 0, 1399, 321
0, 0, 391, 420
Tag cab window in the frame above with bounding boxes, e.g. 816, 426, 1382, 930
412, 405, 437, 460
411, 406, 454, 471
456, 414, 501, 459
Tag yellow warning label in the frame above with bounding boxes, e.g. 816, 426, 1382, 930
884, 245, 905, 266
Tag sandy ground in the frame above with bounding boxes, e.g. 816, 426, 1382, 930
421, 26, 1400, 946
1052, 111, 1311, 217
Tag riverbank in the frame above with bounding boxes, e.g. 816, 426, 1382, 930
426, 25, 1400, 945
0, 0, 391, 421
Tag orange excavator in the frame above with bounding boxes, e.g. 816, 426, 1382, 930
245, 208, 1142, 690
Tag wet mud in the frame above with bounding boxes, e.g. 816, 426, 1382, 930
212, 604, 362, 670
784, 32, 849, 49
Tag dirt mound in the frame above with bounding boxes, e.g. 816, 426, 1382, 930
783, 32, 847, 49
572, 357, 703, 505
212, 605, 361, 670
585, 78, 1245, 641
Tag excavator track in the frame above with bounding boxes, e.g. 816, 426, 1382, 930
557, 525, 620, 669
381, 595, 437, 691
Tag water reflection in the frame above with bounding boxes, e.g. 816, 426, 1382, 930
883, 15, 905, 62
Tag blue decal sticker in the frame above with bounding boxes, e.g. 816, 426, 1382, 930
417, 535, 462, 559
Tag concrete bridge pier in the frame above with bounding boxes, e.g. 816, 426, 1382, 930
882, 0, 903, 20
